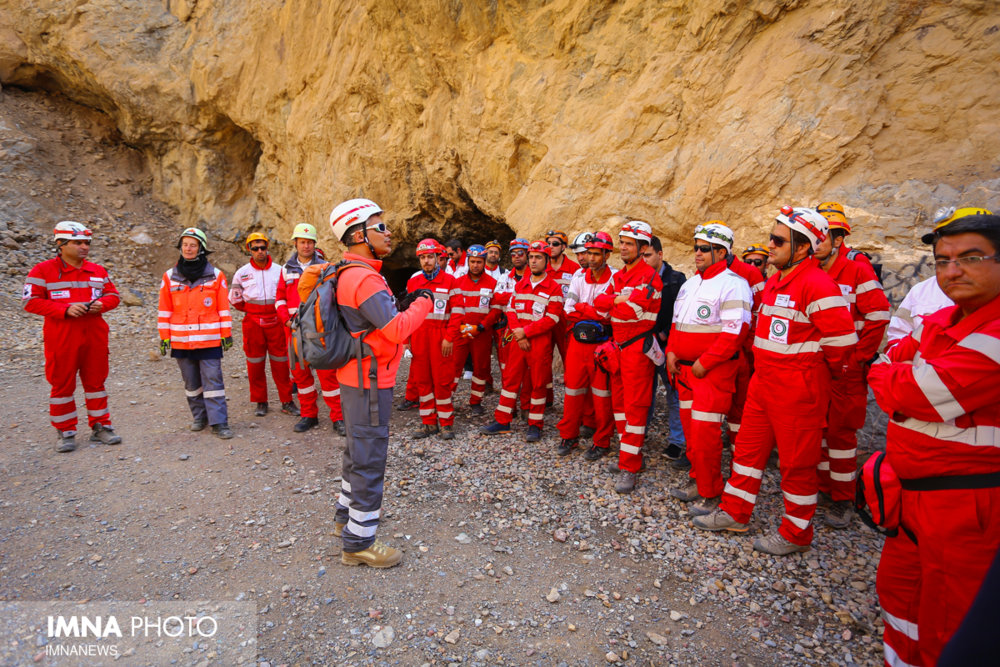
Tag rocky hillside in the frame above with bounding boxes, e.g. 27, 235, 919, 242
1, 0, 998, 280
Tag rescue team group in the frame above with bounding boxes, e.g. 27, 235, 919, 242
23, 200, 1000, 665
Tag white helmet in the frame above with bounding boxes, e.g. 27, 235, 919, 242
694, 221, 734, 251
619, 220, 653, 243
329, 198, 383, 244
570, 232, 593, 252
291, 223, 318, 242
775, 206, 828, 251
54, 220, 92, 242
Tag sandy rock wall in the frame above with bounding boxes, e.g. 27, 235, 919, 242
0, 0, 998, 280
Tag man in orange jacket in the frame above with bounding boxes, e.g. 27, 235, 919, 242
24, 221, 122, 452
328, 198, 432, 569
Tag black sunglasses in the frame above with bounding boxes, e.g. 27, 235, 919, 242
549, 241, 564, 247
250, 245, 268, 251
693, 244, 713, 253
746, 258, 766, 266
769, 234, 788, 248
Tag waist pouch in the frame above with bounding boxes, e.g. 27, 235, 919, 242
594, 340, 621, 374
642, 334, 665, 366
572, 320, 610, 343
856, 451, 906, 538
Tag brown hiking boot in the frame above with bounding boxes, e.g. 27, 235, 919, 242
333, 521, 346, 538
689, 496, 721, 517
55, 432, 77, 453
824, 500, 854, 529
341, 539, 402, 568
692, 509, 749, 533
753, 532, 810, 556
670, 480, 700, 502
615, 471, 638, 494
90, 424, 122, 445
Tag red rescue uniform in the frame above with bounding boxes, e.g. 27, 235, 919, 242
668, 261, 752, 499
276, 255, 343, 422
495, 273, 563, 426
725, 256, 765, 443
557, 264, 615, 446
720, 258, 857, 546
406, 269, 460, 427
231, 256, 293, 404
449, 272, 500, 406
546, 255, 580, 397
819, 253, 890, 501
594, 260, 662, 473
869, 295, 1000, 667
24, 257, 120, 434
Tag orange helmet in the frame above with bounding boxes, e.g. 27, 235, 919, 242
816, 202, 850, 234
245, 232, 269, 251
544, 229, 568, 245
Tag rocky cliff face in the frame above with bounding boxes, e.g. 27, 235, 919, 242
1, 0, 998, 284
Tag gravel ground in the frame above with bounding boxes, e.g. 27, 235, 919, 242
0, 86, 888, 666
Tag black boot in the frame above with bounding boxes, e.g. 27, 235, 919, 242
294, 417, 319, 433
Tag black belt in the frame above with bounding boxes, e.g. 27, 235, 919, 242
900, 470, 1000, 491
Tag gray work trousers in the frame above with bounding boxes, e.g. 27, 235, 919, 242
335, 384, 393, 553
176, 357, 228, 426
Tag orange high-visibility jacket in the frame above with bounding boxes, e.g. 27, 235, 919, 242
157, 263, 232, 349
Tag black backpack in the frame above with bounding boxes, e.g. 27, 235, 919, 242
288, 261, 371, 370
847, 249, 883, 282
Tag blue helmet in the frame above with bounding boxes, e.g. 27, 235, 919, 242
466, 244, 487, 258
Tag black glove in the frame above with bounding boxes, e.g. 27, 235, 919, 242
399, 289, 433, 310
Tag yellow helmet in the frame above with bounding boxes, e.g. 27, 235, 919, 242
816, 202, 849, 233
245, 232, 270, 251
292, 223, 317, 242
922, 206, 994, 244
741, 243, 768, 259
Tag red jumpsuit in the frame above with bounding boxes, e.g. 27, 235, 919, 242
819, 254, 890, 501
449, 272, 500, 406
494, 268, 533, 411
668, 262, 752, 499
719, 258, 857, 545
230, 256, 293, 404
495, 273, 563, 426
276, 255, 343, 422
557, 265, 615, 446
406, 269, 459, 427
24, 257, 120, 434
594, 260, 662, 473
725, 256, 765, 443
869, 295, 1000, 666
546, 256, 580, 399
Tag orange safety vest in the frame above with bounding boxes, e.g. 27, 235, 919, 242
157, 264, 232, 349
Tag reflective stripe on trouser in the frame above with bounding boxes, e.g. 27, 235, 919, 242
557, 337, 613, 445
495, 334, 553, 427
550, 318, 568, 404
720, 368, 829, 546
450, 333, 492, 405
44, 318, 111, 432
334, 385, 393, 553
649, 363, 685, 448
609, 344, 655, 473
726, 353, 752, 441
876, 487, 1000, 666
177, 357, 228, 426
289, 363, 342, 420
242, 317, 293, 403
676, 359, 738, 499
819, 372, 866, 501
410, 325, 455, 426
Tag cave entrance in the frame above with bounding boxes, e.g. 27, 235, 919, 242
380, 202, 517, 296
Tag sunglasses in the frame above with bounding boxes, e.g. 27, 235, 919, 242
250, 245, 268, 251
693, 244, 713, 253
548, 241, 564, 247
769, 234, 788, 248
367, 222, 389, 234
746, 258, 766, 266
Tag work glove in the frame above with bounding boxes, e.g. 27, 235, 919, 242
398, 288, 433, 311
159, 339, 170, 356
221, 336, 233, 352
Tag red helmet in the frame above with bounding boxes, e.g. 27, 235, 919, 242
528, 240, 552, 258
416, 238, 440, 256
584, 231, 614, 252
